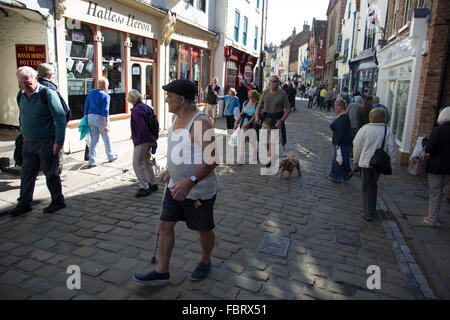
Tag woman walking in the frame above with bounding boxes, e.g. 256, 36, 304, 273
128, 89, 159, 198
84, 78, 117, 167
234, 90, 259, 163
217, 88, 240, 129
353, 108, 397, 221
423, 106, 450, 227
328, 99, 353, 183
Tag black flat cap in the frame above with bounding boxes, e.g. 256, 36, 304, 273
162, 79, 197, 100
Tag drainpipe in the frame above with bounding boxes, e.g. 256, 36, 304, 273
350, 10, 357, 90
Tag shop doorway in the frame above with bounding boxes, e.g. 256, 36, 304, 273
131, 62, 155, 110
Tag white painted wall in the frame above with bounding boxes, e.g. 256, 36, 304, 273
356, 0, 388, 54
0, 8, 50, 127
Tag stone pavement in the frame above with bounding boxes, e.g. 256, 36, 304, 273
0, 98, 440, 300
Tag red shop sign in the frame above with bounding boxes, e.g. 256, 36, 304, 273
16, 44, 46, 70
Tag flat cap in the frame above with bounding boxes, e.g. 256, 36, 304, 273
162, 79, 197, 101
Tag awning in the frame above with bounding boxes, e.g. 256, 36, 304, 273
358, 61, 378, 71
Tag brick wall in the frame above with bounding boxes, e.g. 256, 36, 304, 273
386, 0, 432, 39
410, 0, 450, 154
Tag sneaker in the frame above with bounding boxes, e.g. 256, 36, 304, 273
423, 218, 435, 227
10, 205, 32, 217
135, 188, 152, 198
190, 262, 211, 281
149, 184, 159, 192
43, 200, 66, 213
327, 175, 341, 184
87, 164, 97, 169
133, 270, 170, 285
108, 155, 119, 163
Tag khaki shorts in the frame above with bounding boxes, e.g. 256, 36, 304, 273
205, 104, 217, 119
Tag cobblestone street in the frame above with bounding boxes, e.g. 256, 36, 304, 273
0, 98, 435, 300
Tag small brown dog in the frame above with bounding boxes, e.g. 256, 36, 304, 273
279, 155, 301, 179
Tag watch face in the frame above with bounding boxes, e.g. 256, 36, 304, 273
190, 176, 197, 182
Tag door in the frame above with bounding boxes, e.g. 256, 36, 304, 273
131, 62, 154, 108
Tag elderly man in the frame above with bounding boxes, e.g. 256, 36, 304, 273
372, 96, 391, 124
255, 75, 291, 168
11, 66, 66, 217
133, 79, 219, 284
346, 95, 363, 137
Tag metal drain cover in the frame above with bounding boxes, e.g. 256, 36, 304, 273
334, 228, 361, 247
257, 233, 291, 257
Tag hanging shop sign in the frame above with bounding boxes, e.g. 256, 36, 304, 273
15, 44, 46, 70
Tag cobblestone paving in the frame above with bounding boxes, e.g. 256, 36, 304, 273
0, 99, 422, 300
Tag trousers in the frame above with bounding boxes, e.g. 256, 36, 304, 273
133, 142, 157, 189
427, 173, 450, 224
361, 168, 380, 218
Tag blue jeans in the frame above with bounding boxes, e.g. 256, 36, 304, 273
87, 114, 115, 165
308, 96, 314, 108
329, 144, 352, 181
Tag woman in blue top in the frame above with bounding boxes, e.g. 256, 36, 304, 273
84, 77, 117, 167
217, 88, 240, 129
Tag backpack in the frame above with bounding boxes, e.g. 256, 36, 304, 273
17, 87, 71, 124
145, 107, 159, 137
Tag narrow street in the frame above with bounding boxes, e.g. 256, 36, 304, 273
0, 98, 435, 300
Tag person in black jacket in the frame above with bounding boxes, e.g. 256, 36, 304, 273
423, 106, 450, 227
205, 77, 221, 127
236, 81, 248, 112
287, 83, 297, 111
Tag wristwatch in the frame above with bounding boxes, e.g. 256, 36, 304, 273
189, 175, 198, 184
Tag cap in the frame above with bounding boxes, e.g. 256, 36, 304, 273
162, 79, 197, 101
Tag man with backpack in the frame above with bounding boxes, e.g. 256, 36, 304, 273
37, 63, 71, 179
11, 66, 67, 217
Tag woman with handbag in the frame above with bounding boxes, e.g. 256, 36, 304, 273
353, 108, 397, 221
422, 106, 450, 227
328, 99, 353, 183
217, 88, 240, 129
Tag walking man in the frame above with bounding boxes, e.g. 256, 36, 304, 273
11, 66, 66, 216
133, 79, 219, 284
372, 96, 391, 124
205, 76, 221, 127
346, 95, 363, 137
307, 85, 315, 108
255, 75, 291, 168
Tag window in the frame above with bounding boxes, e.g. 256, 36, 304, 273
348, 1, 351, 20
254, 26, 258, 50
184, 0, 194, 5
364, 23, 376, 50
418, 0, 426, 8
102, 28, 125, 115
403, 0, 412, 26
130, 35, 156, 60
392, 81, 410, 142
257, 0, 260, 9
65, 22, 95, 120
243, 17, 248, 45
343, 39, 349, 62
329, 15, 336, 46
234, 10, 240, 42
197, 0, 206, 12
392, 0, 399, 33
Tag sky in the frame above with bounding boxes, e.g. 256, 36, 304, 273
265, 0, 329, 46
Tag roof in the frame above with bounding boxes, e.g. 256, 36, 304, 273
312, 19, 328, 45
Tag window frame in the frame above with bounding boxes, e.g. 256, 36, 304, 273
402, 0, 412, 27
254, 25, 258, 51
234, 10, 240, 42
196, 0, 206, 12
243, 16, 248, 46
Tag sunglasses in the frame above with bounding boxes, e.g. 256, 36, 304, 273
270, 80, 279, 83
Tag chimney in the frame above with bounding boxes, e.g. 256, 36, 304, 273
292, 27, 296, 35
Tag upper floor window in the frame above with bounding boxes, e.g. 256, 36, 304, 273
254, 26, 258, 50
392, 0, 399, 33
364, 23, 375, 50
257, 0, 260, 9
329, 15, 336, 46
418, 0, 426, 7
243, 17, 248, 45
343, 38, 349, 62
348, 1, 351, 20
234, 10, 240, 42
184, 0, 194, 5
197, 0, 206, 12
403, 0, 412, 26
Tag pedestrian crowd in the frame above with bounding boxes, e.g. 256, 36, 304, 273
7, 63, 450, 286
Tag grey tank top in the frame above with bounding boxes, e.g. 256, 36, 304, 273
167, 110, 219, 200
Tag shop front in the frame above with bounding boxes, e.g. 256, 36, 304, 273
376, 15, 428, 164
57, 0, 164, 152
224, 46, 257, 93
349, 48, 378, 97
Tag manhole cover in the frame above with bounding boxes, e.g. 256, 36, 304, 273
334, 228, 361, 247
257, 233, 291, 257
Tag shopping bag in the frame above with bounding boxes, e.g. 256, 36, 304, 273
407, 148, 429, 176
228, 129, 240, 147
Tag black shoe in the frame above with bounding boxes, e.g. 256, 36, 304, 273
265, 161, 271, 168
149, 184, 159, 192
135, 188, 152, 198
10, 205, 32, 217
190, 262, 211, 281
43, 200, 66, 213
343, 171, 354, 181
133, 270, 170, 285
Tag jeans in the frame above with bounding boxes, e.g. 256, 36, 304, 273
18, 137, 63, 206
87, 114, 115, 165
308, 96, 314, 108
329, 144, 352, 181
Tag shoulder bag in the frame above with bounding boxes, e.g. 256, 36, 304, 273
369, 126, 392, 175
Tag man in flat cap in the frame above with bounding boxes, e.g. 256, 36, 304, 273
133, 79, 219, 284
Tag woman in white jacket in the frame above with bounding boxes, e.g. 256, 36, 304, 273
353, 108, 397, 221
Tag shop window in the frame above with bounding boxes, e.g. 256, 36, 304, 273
245, 65, 253, 84
201, 50, 210, 102
179, 43, 191, 81
192, 48, 201, 103
226, 61, 238, 93
130, 35, 156, 60
65, 22, 96, 121
169, 41, 179, 82
102, 28, 125, 115
392, 81, 409, 142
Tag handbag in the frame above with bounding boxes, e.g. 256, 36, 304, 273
369, 126, 392, 175
407, 148, 429, 176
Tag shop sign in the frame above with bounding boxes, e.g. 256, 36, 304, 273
68, 79, 86, 95
15, 44, 46, 70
